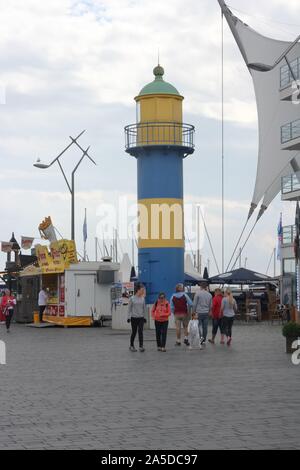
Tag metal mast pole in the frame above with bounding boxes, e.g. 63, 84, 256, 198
197, 205, 200, 273
71, 173, 75, 241
115, 229, 118, 263
132, 225, 135, 269
221, 11, 225, 273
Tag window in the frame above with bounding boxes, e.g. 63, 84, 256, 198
136, 102, 140, 123
280, 57, 300, 88
283, 258, 296, 275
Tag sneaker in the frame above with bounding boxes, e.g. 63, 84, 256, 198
157, 347, 162, 352
129, 346, 137, 352
139, 347, 145, 352
200, 337, 206, 345
175, 341, 181, 346
161, 348, 167, 352
184, 338, 190, 346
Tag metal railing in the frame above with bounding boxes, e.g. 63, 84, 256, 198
281, 119, 300, 144
282, 225, 296, 245
280, 57, 300, 89
282, 172, 300, 194
124, 122, 195, 151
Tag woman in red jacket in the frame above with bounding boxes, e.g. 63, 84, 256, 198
208, 289, 225, 345
1, 289, 16, 333
151, 293, 171, 352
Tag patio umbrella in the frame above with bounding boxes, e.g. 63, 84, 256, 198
209, 268, 272, 285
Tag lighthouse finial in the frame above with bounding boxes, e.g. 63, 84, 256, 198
153, 61, 164, 80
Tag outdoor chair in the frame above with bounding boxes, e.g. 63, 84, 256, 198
245, 308, 258, 323
270, 306, 285, 325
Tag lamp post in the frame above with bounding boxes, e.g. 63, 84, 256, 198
34, 130, 96, 241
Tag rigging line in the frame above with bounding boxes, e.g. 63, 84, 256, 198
198, 206, 221, 274
266, 248, 275, 276
53, 226, 64, 239
185, 230, 195, 259
228, 4, 300, 29
102, 231, 110, 257
260, 150, 300, 205
221, 10, 225, 274
231, 220, 258, 271
97, 238, 104, 258
229, 153, 300, 269
225, 217, 249, 273
116, 230, 124, 258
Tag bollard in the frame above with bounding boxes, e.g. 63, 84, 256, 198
33, 311, 40, 324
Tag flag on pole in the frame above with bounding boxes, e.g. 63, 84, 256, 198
1, 242, 13, 253
277, 213, 283, 260
21, 236, 35, 250
83, 209, 87, 243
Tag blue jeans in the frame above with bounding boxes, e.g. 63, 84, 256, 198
198, 316, 209, 341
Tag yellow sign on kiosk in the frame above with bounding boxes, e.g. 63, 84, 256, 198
35, 240, 78, 274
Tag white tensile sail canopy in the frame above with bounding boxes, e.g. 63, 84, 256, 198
218, 0, 300, 220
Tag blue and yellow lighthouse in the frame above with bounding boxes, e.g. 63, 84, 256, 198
125, 64, 195, 303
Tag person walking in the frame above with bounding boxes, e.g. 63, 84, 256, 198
1, 289, 16, 333
151, 293, 171, 352
170, 284, 193, 346
208, 288, 225, 345
193, 282, 212, 346
127, 283, 147, 352
221, 289, 238, 347
38, 287, 48, 323
187, 312, 202, 350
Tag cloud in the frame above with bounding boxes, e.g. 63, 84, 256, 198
0, 0, 298, 276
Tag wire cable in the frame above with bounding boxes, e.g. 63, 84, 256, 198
185, 230, 196, 261
199, 206, 221, 274
231, 220, 258, 271
266, 249, 275, 276
225, 218, 249, 272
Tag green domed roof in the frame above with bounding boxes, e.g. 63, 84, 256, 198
138, 65, 180, 97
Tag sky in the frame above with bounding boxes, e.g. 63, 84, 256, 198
0, 0, 300, 276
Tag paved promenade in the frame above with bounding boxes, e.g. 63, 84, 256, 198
0, 322, 299, 450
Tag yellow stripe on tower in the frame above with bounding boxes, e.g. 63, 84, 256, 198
138, 198, 184, 249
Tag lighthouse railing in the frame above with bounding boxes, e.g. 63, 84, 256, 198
125, 122, 195, 151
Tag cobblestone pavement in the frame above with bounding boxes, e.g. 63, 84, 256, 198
0, 322, 299, 450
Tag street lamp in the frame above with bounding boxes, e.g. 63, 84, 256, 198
34, 130, 96, 241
